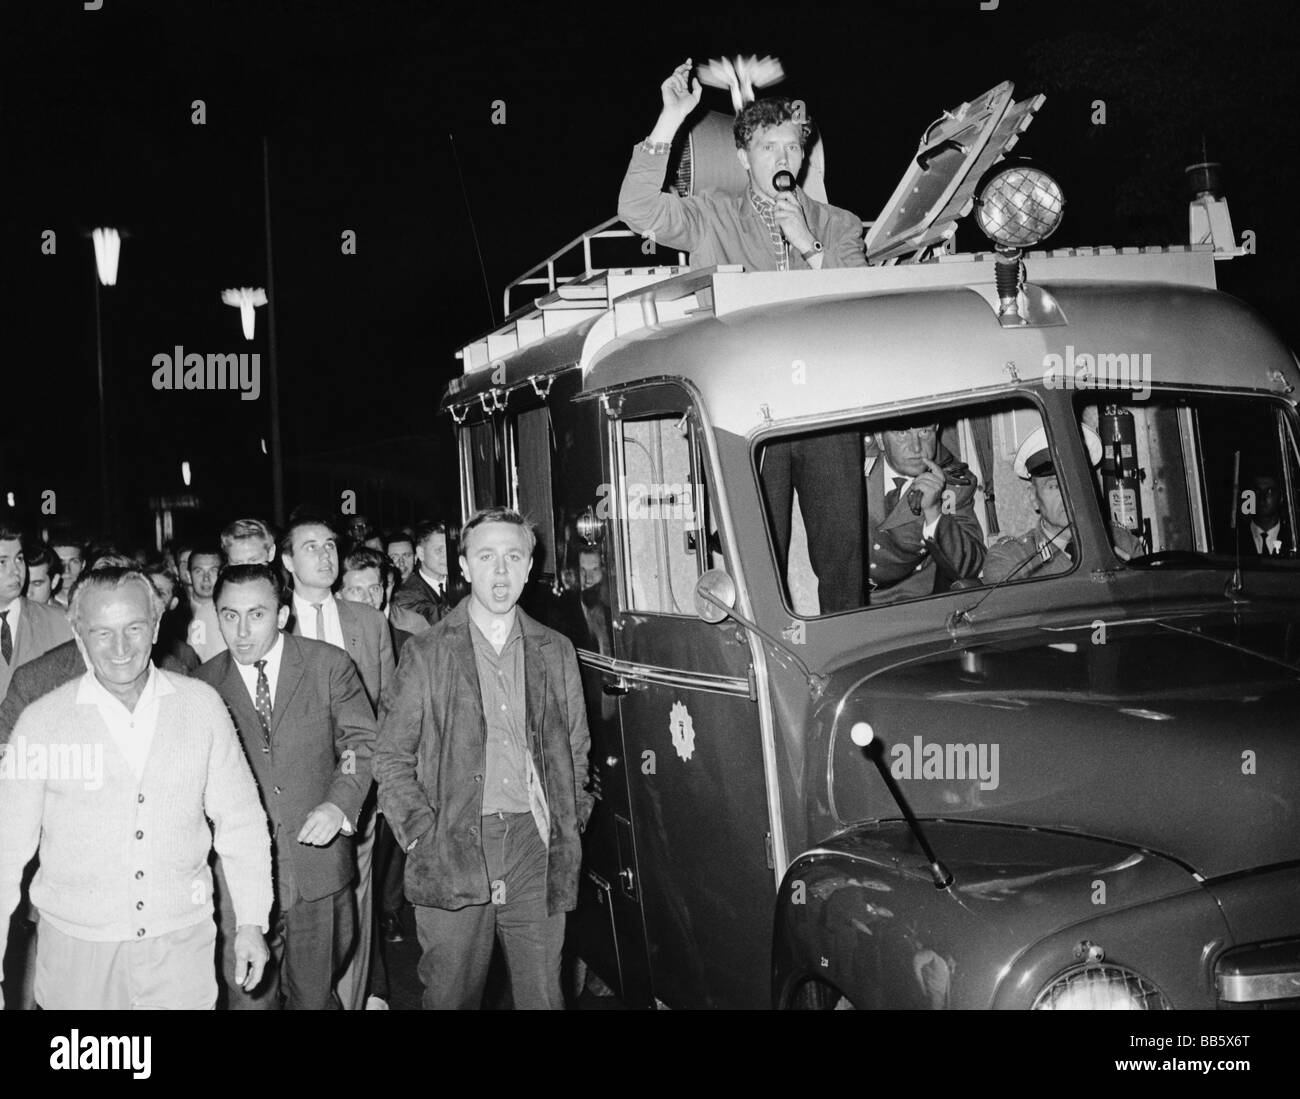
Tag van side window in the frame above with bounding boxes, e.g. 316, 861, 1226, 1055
618, 415, 707, 615
466, 420, 501, 510
509, 406, 558, 578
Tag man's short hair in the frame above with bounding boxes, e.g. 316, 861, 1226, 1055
68, 566, 165, 632
412, 519, 448, 550
48, 530, 83, 552
343, 545, 388, 577
26, 544, 62, 578
278, 512, 338, 557
385, 529, 415, 550
141, 558, 177, 593
221, 517, 277, 557
187, 545, 224, 568
0, 519, 24, 544
734, 97, 811, 149
460, 507, 536, 555
213, 562, 288, 608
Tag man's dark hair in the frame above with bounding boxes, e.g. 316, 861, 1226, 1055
187, 545, 224, 568
734, 97, 811, 150
0, 519, 24, 544
26, 544, 62, 578
213, 562, 288, 608
278, 512, 338, 557
413, 519, 447, 550
343, 545, 388, 577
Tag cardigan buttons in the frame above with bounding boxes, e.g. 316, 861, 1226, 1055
136, 901, 144, 910
136, 929, 145, 937
135, 870, 144, 879
135, 830, 144, 840
137, 793, 145, 803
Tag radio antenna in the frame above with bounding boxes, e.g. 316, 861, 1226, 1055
448, 132, 496, 328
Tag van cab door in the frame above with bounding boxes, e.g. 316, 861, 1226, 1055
601, 382, 777, 1008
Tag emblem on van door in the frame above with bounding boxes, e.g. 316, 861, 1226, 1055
670, 701, 696, 761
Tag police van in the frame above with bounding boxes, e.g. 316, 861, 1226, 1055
442, 82, 1300, 1009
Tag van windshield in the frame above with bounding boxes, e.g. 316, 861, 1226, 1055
755, 392, 1300, 618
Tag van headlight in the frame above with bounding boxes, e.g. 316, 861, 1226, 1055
1032, 965, 1172, 1010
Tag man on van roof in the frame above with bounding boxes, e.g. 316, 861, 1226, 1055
620, 60, 870, 611
618, 59, 867, 271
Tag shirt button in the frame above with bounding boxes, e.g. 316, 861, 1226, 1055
137, 794, 145, 803
469, 826, 479, 836
135, 870, 144, 879
137, 929, 145, 937
135, 830, 144, 840
274, 786, 282, 795
136, 901, 144, 910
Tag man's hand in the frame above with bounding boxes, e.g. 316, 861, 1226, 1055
298, 801, 346, 846
233, 925, 269, 992
774, 192, 814, 254
660, 59, 701, 119
647, 59, 701, 144
913, 459, 948, 525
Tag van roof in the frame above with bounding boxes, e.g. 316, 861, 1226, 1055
445, 246, 1298, 434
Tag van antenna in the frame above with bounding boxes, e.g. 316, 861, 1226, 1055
448, 133, 496, 328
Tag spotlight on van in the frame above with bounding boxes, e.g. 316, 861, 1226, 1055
975, 163, 1065, 249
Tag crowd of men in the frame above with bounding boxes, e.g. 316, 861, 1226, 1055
0, 506, 591, 1010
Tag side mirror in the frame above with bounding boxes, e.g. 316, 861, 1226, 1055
694, 569, 737, 624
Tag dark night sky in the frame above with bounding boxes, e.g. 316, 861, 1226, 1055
3, 0, 1299, 547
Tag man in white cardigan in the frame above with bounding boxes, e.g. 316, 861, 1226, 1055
0, 566, 273, 1009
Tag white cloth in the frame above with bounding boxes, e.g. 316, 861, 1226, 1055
233, 633, 284, 707
292, 593, 343, 648
75, 666, 174, 781
1, 597, 21, 635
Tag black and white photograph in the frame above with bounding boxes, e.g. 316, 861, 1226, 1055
0, 0, 1297, 1074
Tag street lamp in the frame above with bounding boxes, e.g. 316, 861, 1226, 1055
91, 227, 121, 540
221, 286, 267, 340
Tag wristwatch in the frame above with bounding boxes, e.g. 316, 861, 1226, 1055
799, 240, 823, 261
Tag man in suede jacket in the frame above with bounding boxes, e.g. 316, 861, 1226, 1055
373, 507, 592, 1010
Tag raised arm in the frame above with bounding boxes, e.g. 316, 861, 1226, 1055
617, 59, 709, 253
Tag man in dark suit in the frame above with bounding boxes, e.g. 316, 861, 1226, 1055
198, 563, 375, 1010
280, 513, 393, 1009
339, 545, 411, 956
0, 520, 75, 703
392, 519, 457, 633
1245, 472, 1293, 557
865, 419, 985, 605
374, 507, 593, 1010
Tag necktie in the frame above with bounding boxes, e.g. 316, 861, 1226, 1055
885, 476, 908, 514
312, 602, 325, 641
254, 659, 272, 745
1, 610, 10, 664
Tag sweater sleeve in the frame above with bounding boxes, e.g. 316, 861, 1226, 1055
617, 145, 707, 254
202, 694, 273, 931
823, 207, 867, 269
0, 708, 47, 958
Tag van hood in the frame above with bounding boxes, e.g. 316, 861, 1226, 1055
826, 606, 1300, 879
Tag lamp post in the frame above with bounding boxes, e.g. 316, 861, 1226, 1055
91, 227, 121, 541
